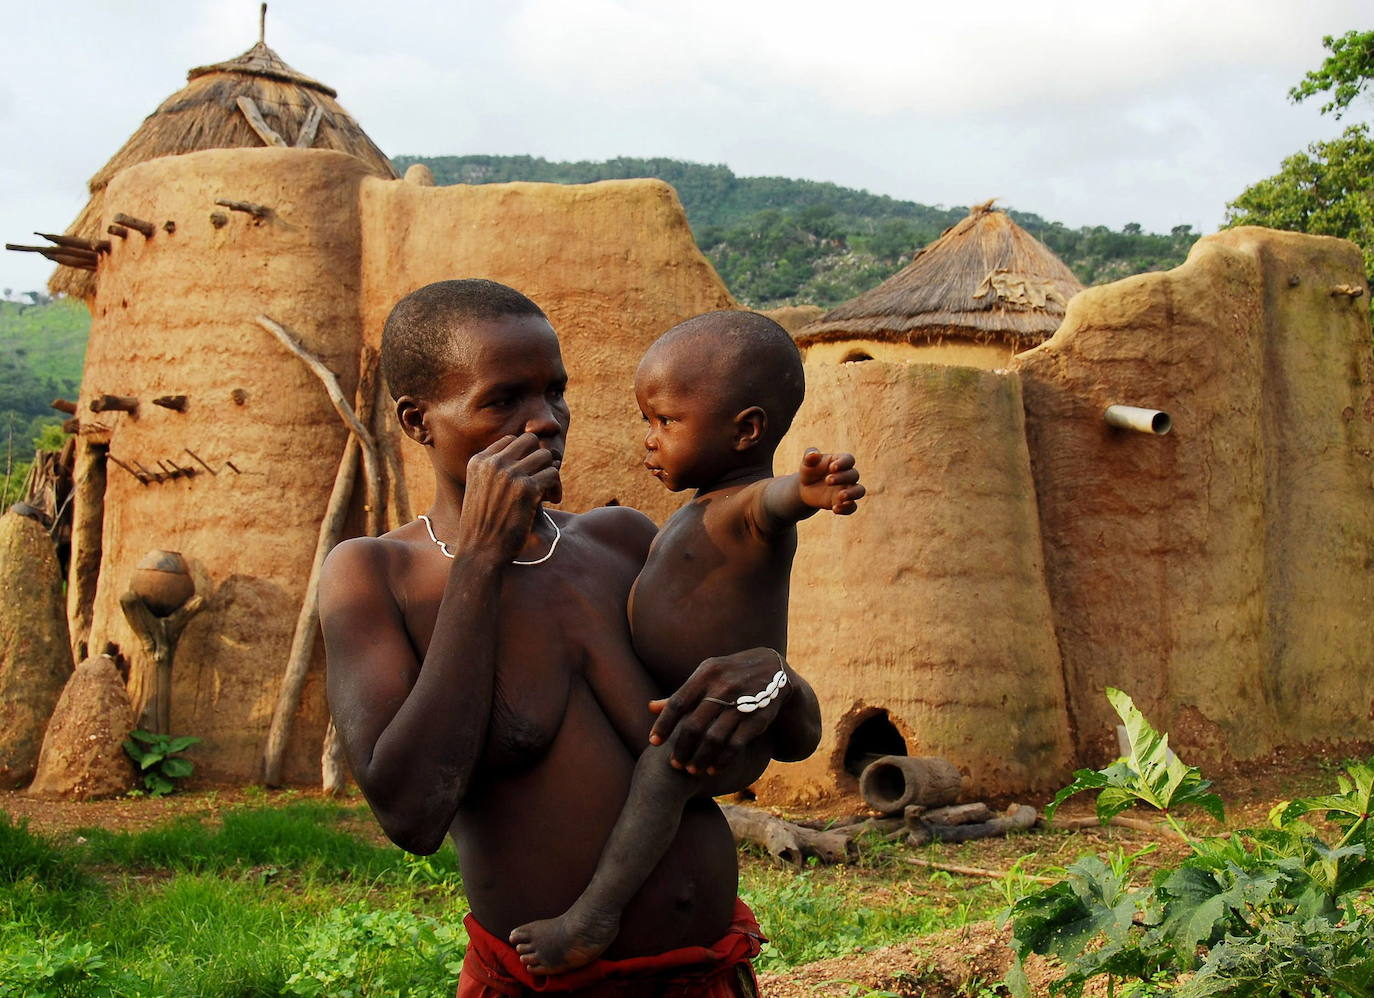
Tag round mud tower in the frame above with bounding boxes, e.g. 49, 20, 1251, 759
0, 510, 73, 788
764, 361, 1074, 800
80, 148, 373, 783
30, 655, 136, 799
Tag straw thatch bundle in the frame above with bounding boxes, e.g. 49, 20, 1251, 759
797, 201, 1083, 350
50, 41, 397, 299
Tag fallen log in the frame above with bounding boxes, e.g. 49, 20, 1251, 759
908, 803, 1038, 845
717, 803, 856, 865
923, 802, 994, 826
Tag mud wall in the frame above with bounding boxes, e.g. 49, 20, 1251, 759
79, 148, 372, 783
759, 360, 1074, 801
1011, 227, 1374, 765
357, 176, 736, 524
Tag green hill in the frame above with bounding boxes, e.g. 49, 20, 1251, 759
0, 296, 87, 445
395, 154, 1200, 308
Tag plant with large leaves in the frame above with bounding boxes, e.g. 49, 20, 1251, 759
1002, 690, 1374, 997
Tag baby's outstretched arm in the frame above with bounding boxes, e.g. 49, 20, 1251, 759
753, 448, 865, 532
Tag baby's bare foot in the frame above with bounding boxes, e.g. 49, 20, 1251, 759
509, 905, 620, 975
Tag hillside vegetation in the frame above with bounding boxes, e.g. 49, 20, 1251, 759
396, 154, 1201, 308
0, 297, 84, 444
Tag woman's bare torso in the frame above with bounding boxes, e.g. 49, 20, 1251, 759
393, 511, 738, 955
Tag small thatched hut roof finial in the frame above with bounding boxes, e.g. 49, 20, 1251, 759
48, 26, 397, 299
796, 201, 1083, 351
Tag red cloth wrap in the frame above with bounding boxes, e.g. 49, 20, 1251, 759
457, 898, 765, 998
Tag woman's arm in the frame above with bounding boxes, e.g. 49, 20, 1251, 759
646, 648, 822, 774
321, 432, 557, 854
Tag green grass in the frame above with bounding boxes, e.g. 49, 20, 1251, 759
0, 799, 1033, 995
0, 803, 468, 997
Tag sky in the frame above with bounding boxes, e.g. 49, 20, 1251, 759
1, 0, 1368, 293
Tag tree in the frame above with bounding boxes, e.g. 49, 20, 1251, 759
1289, 29, 1374, 118
1226, 30, 1374, 289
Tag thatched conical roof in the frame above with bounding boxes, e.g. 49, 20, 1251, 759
50, 41, 397, 299
796, 201, 1083, 349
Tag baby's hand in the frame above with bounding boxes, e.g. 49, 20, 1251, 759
798, 448, 864, 515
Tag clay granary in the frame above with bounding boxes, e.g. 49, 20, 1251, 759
6, 31, 1373, 803
794, 201, 1084, 369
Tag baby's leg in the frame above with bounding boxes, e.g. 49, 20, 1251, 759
509, 739, 770, 974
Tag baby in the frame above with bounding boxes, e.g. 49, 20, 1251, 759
510, 310, 864, 973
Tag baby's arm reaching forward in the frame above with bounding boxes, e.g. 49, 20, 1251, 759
751, 448, 865, 534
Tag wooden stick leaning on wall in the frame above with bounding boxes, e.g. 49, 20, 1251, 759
256, 314, 382, 786
322, 348, 381, 793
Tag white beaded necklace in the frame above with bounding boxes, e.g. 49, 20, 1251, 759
418, 509, 562, 566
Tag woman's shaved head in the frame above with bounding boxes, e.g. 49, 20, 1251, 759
381, 279, 547, 400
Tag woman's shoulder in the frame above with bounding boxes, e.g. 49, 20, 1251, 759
320, 531, 418, 611
560, 505, 658, 561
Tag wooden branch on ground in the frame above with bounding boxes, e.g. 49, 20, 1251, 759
1049, 814, 1189, 840
236, 96, 288, 147
718, 803, 858, 865
906, 857, 1058, 885
907, 803, 1038, 845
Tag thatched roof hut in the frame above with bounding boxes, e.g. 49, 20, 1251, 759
49, 39, 397, 299
796, 202, 1083, 358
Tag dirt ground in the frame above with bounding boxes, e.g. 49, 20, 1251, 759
1, 746, 1363, 996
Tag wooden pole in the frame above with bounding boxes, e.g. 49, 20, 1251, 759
216, 199, 272, 221
90, 394, 138, 414
257, 315, 381, 787
263, 434, 358, 785
322, 349, 379, 794
295, 105, 323, 149
236, 96, 288, 148
906, 857, 1057, 885
112, 214, 156, 238
374, 373, 412, 530
255, 315, 380, 509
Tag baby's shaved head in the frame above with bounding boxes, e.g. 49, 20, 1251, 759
381, 279, 547, 400
646, 310, 805, 442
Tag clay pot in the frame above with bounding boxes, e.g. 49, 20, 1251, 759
130, 550, 194, 617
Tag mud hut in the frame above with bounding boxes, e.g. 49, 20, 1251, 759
795, 201, 1082, 368
48, 33, 397, 301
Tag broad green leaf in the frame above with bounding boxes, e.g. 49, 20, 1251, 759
160, 757, 193, 779
138, 752, 164, 770
165, 736, 200, 753
1045, 769, 1108, 822
129, 729, 159, 745
1158, 866, 1229, 957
